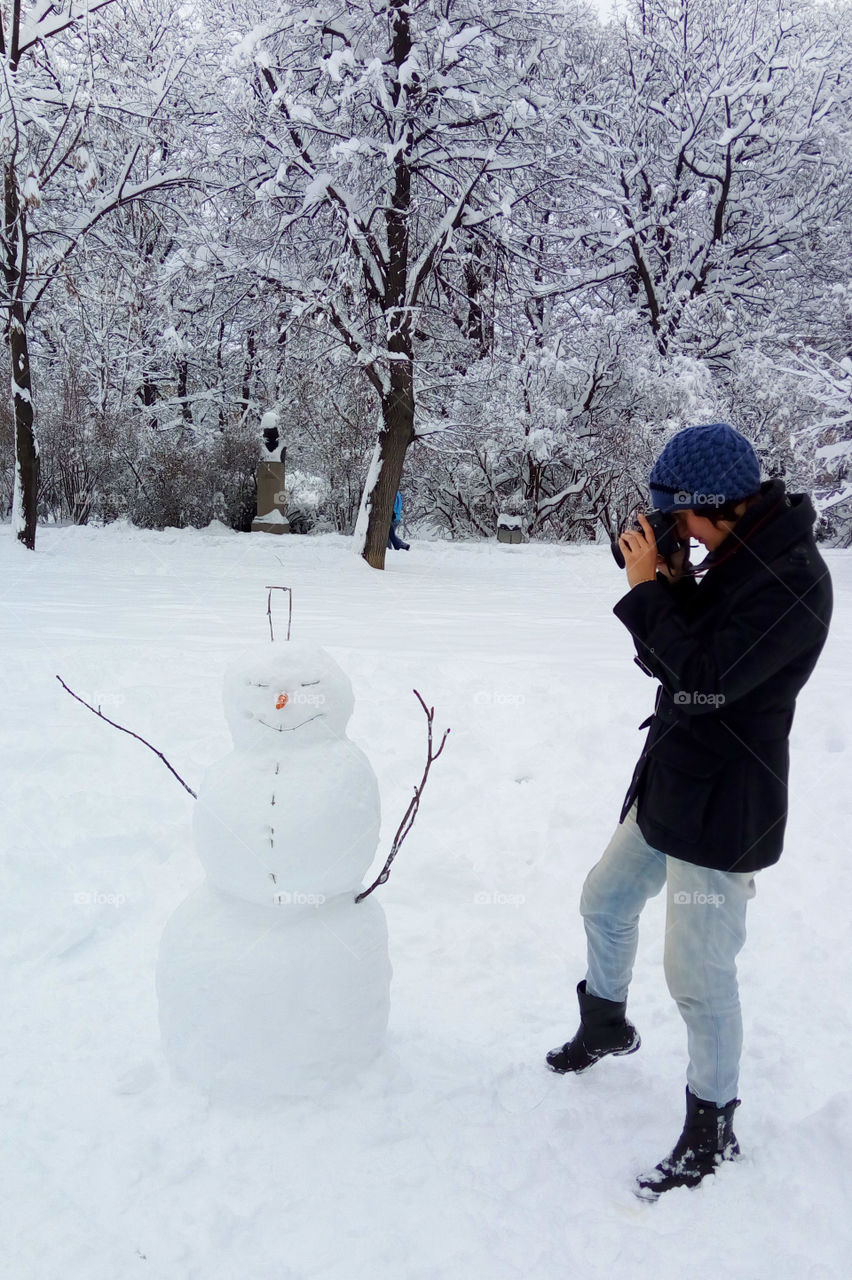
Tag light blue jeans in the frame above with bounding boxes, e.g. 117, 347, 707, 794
580, 801, 757, 1104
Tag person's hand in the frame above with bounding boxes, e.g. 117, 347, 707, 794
618, 512, 659, 589
655, 541, 691, 583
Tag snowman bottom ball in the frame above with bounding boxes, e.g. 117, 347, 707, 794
156, 883, 391, 1101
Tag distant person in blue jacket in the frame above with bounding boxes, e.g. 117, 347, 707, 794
387, 490, 410, 551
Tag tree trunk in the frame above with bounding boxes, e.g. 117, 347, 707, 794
358, 365, 415, 570
275, 310, 287, 405
4, 162, 39, 549
464, 238, 492, 357
9, 307, 39, 547
356, 0, 415, 570
177, 356, 192, 425
139, 371, 158, 428
216, 317, 226, 430
240, 326, 256, 420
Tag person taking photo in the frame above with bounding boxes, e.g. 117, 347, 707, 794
546, 422, 833, 1200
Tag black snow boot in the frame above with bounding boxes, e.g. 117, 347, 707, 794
635, 1087, 741, 1200
546, 980, 640, 1074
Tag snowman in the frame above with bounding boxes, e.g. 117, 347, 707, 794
156, 641, 391, 1100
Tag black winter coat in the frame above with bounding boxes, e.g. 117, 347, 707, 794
613, 479, 833, 873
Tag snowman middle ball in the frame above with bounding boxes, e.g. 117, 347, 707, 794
195, 642, 381, 905
194, 742, 381, 904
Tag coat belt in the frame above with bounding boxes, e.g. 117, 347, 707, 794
640, 703, 792, 742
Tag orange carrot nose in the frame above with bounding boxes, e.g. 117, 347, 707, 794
276, 693, 289, 710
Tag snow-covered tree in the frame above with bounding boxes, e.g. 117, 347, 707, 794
4, 0, 847, 544
213, 0, 570, 567
557, 0, 850, 363
1, 0, 193, 547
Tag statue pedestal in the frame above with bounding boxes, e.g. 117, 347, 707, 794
252, 461, 290, 534
497, 514, 524, 544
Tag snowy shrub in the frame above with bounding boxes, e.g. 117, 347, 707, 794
127, 432, 214, 530
125, 422, 271, 533
207, 425, 262, 534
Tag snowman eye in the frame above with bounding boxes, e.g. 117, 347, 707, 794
300, 680, 321, 687
246, 680, 270, 688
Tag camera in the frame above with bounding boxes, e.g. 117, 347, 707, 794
610, 507, 684, 569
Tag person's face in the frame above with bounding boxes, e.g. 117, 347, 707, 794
671, 508, 735, 552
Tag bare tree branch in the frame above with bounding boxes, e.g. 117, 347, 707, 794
56, 675, 197, 798
356, 690, 450, 902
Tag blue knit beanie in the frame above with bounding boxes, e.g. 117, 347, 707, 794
649, 423, 761, 513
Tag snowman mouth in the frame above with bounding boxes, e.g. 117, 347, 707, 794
256, 712, 325, 733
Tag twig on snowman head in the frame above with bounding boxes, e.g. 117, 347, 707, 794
355, 690, 450, 903
55, 675, 198, 799
265, 585, 293, 642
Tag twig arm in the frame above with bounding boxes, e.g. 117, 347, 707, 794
356, 689, 450, 902
56, 675, 197, 798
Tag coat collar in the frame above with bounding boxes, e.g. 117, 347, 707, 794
692, 479, 816, 593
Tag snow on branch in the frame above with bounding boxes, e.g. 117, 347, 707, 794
17, 0, 118, 60
258, 64, 387, 301
26, 167, 186, 316
405, 128, 515, 309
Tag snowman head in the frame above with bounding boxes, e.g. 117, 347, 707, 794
223, 642, 355, 750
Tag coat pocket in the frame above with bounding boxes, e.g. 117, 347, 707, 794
643, 733, 725, 844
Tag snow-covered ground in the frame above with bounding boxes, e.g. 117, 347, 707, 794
3, 521, 851, 1279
